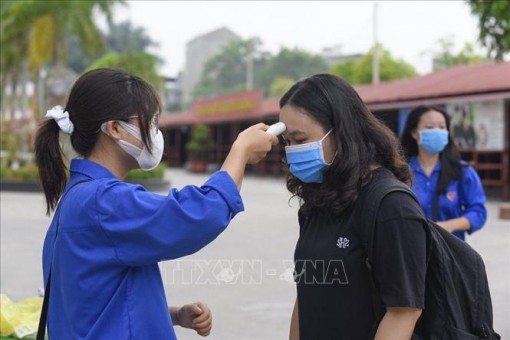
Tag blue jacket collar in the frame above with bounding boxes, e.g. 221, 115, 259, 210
409, 155, 441, 175
70, 158, 117, 181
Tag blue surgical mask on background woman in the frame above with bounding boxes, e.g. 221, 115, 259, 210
285, 129, 334, 183
418, 129, 448, 154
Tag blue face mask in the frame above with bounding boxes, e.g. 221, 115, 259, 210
285, 129, 334, 183
418, 129, 449, 154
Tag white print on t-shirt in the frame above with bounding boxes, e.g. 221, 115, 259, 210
336, 237, 350, 249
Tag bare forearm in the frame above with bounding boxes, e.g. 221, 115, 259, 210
219, 123, 277, 189
220, 143, 248, 190
169, 306, 181, 326
375, 307, 421, 340
289, 300, 299, 340
438, 216, 471, 233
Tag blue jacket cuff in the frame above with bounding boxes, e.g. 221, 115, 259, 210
204, 171, 244, 215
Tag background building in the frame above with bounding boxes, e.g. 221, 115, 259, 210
161, 76, 182, 112
321, 44, 363, 66
160, 61, 510, 200
180, 27, 240, 106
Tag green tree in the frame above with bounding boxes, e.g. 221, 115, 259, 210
257, 48, 328, 94
431, 36, 486, 71
269, 77, 295, 98
1, 1, 36, 76
328, 59, 359, 84
0, 1, 30, 115
1, 0, 123, 117
329, 45, 417, 85
107, 20, 158, 53
466, 0, 510, 60
194, 40, 327, 98
87, 52, 162, 88
2, 0, 123, 73
194, 38, 262, 99
186, 124, 214, 161
68, 20, 159, 73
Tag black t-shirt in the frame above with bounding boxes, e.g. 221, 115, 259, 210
294, 169, 427, 340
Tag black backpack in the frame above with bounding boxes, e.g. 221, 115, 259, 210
358, 176, 500, 339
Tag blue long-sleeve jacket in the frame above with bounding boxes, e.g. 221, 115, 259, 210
42, 159, 244, 339
409, 156, 487, 240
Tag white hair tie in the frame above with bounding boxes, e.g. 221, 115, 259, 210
45, 105, 74, 135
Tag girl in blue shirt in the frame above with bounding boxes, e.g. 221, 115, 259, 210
400, 105, 487, 240
34, 68, 278, 339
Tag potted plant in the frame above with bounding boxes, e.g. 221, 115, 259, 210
0, 123, 42, 191
185, 124, 214, 173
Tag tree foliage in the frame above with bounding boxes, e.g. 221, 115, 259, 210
107, 20, 158, 53
185, 124, 214, 161
1, 0, 122, 74
329, 45, 417, 85
68, 20, 160, 74
257, 48, 328, 92
432, 36, 486, 71
87, 52, 162, 88
269, 77, 295, 98
193, 38, 261, 98
0, 0, 123, 120
194, 39, 327, 99
467, 0, 510, 60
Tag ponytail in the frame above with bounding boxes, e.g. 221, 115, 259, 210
34, 120, 68, 215
33, 68, 162, 215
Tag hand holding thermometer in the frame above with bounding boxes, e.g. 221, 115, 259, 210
266, 122, 286, 136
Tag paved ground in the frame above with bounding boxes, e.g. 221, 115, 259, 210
1, 168, 509, 339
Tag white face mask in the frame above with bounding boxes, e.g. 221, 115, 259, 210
101, 120, 164, 171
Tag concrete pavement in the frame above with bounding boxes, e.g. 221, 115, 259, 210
1, 168, 508, 339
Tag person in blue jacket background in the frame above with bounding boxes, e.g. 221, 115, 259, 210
34, 68, 278, 339
400, 105, 487, 240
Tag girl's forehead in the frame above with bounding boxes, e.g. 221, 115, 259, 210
419, 110, 446, 123
280, 105, 318, 126
280, 106, 327, 138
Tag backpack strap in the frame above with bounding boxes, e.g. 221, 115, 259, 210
37, 179, 91, 340
358, 176, 417, 268
356, 175, 419, 332
432, 192, 440, 222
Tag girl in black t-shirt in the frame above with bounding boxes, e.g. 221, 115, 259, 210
279, 74, 427, 340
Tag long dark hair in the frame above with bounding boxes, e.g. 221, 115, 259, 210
280, 74, 410, 217
400, 105, 462, 195
34, 68, 161, 214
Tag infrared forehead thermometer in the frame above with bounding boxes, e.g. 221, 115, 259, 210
266, 122, 286, 136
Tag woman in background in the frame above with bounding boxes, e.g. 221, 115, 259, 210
400, 105, 487, 240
